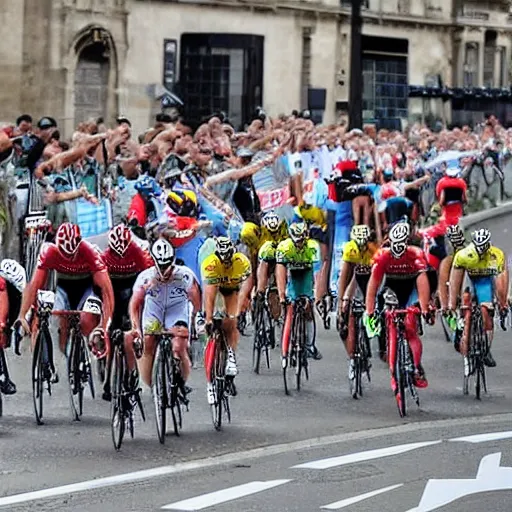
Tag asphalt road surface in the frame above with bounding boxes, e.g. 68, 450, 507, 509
1, 212, 512, 511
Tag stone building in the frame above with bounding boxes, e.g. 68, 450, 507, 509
0, 0, 511, 135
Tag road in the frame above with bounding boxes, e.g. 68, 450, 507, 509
1, 212, 511, 511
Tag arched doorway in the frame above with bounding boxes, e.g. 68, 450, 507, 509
74, 30, 112, 126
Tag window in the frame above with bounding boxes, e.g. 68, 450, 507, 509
463, 42, 479, 87
362, 56, 408, 129
498, 46, 506, 88
163, 39, 177, 90
301, 30, 312, 110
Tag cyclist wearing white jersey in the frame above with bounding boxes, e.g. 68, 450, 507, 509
129, 237, 201, 387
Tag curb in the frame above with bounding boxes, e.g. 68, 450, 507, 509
460, 201, 512, 230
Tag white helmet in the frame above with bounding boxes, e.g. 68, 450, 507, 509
261, 211, 280, 234
446, 224, 465, 248
388, 222, 410, 259
471, 228, 491, 256
0, 259, 27, 293
150, 238, 175, 278
350, 225, 371, 247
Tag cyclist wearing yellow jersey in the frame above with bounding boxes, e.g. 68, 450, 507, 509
292, 203, 330, 305
256, 211, 289, 296
201, 237, 251, 394
337, 225, 378, 377
448, 228, 509, 368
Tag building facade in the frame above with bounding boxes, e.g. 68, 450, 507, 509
0, 0, 511, 135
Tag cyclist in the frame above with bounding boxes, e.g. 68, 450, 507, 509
435, 167, 467, 226
129, 237, 201, 388
276, 222, 322, 360
337, 225, 378, 380
16, 223, 114, 362
201, 236, 251, 403
256, 210, 289, 298
0, 259, 27, 395
365, 221, 432, 395
101, 224, 154, 400
438, 224, 466, 313
448, 228, 509, 368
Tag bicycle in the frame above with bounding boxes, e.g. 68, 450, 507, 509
382, 289, 421, 418
151, 330, 189, 444
53, 297, 101, 421
282, 296, 314, 395
348, 297, 372, 399
13, 290, 57, 425
461, 297, 490, 400
252, 275, 281, 374
205, 316, 235, 431
110, 328, 145, 450
22, 213, 51, 281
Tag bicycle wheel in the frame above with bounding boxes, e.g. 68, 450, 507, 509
0, 349, 7, 418
170, 359, 182, 436
295, 312, 306, 392
111, 346, 125, 451
32, 330, 46, 425
395, 340, 407, 418
211, 339, 226, 431
67, 332, 83, 421
252, 301, 264, 374
81, 337, 95, 400
152, 345, 167, 444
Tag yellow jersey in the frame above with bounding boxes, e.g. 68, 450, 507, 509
201, 252, 252, 289
342, 240, 378, 274
452, 243, 505, 278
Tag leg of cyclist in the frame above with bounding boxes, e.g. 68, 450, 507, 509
481, 304, 495, 367
170, 322, 191, 384
222, 289, 240, 377
386, 311, 399, 395
314, 241, 329, 304
256, 260, 270, 295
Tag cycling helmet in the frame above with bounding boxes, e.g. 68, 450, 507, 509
150, 237, 175, 278
215, 237, 235, 266
167, 190, 198, 218
388, 221, 410, 259
446, 224, 465, 249
108, 224, 132, 257
472, 228, 491, 256
288, 222, 308, 245
0, 259, 26, 293
261, 211, 280, 234
55, 223, 82, 257
240, 222, 261, 251
350, 224, 371, 248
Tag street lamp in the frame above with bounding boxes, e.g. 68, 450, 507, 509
348, 0, 363, 129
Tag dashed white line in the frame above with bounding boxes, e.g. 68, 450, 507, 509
292, 441, 442, 470
161, 480, 292, 510
321, 483, 404, 510
449, 431, 512, 444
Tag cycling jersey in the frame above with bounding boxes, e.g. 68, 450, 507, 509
37, 241, 106, 277
342, 240, 379, 294
453, 244, 505, 278
133, 265, 196, 334
201, 252, 251, 291
276, 238, 319, 299
382, 197, 414, 225
372, 246, 428, 308
241, 220, 289, 260
436, 176, 466, 223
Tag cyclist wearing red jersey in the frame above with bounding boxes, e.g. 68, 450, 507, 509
101, 224, 153, 399
365, 222, 432, 394
435, 167, 467, 225
16, 223, 114, 360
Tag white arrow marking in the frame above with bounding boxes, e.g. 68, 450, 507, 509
292, 441, 442, 470
161, 480, 291, 510
321, 483, 403, 510
412, 452, 512, 511
449, 431, 512, 443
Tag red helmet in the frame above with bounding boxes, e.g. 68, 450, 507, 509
108, 224, 132, 257
55, 223, 82, 257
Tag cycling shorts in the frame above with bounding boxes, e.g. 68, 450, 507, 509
382, 277, 417, 308
142, 295, 191, 335
287, 269, 314, 301
470, 276, 494, 304
111, 275, 137, 330
55, 277, 100, 312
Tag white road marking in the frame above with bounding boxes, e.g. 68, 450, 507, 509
321, 483, 403, 510
161, 480, 291, 510
449, 430, 512, 443
292, 441, 442, 470
410, 452, 512, 512
1, 415, 511, 508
